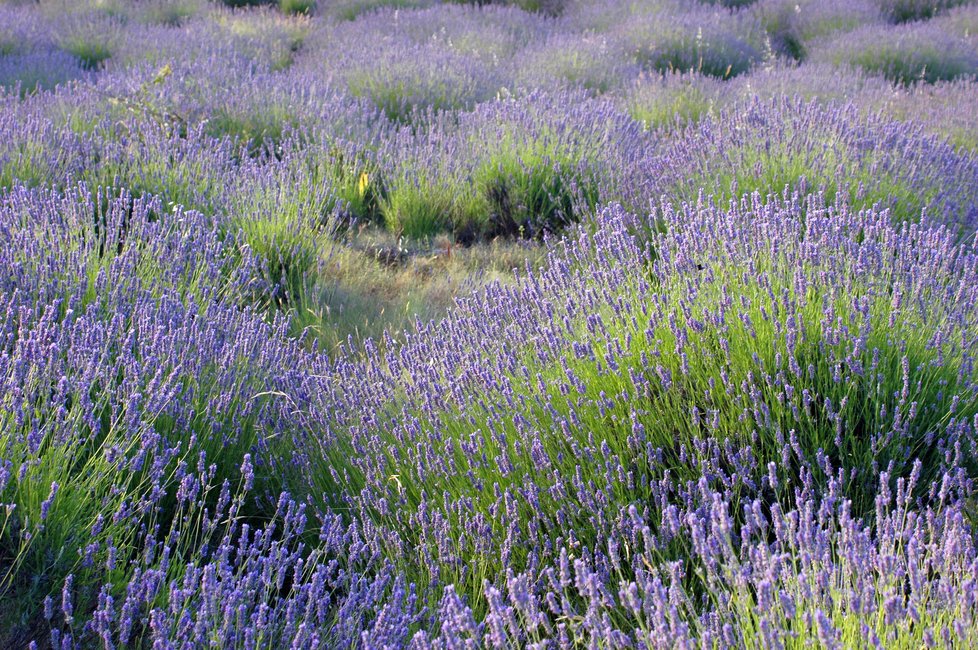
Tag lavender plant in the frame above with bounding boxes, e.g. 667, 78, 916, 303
0, 51, 86, 96
131, 0, 206, 27
334, 34, 502, 123
652, 96, 978, 233
752, 0, 881, 60
53, 13, 123, 71
876, 0, 975, 23
512, 32, 634, 95
940, 3, 978, 38
813, 21, 978, 85
0, 6, 47, 57
729, 61, 897, 106
208, 8, 310, 72
623, 71, 726, 131
880, 78, 978, 152
0, 182, 305, 642
293, 196, 978, 644
612, 5, 765, 79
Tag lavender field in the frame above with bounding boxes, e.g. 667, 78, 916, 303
1, 0, 978, 647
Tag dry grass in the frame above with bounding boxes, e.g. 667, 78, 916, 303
294, 227, 545, 354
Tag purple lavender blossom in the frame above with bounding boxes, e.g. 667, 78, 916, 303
1, 1, 977, 647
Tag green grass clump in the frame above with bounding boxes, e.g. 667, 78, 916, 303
329, 160, 388, 227
381, 144, 601, 243
272, 140, 388, 230
227, 172, 331, 315
280, 0, 316, 14
380, 180, 456, 239
379, 93, 633, 243
473, 152, 599, 240
624, 71, 724, 131
58, 36, 113, 71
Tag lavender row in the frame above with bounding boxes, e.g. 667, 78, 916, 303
1, 1, 975, 246
271, 193, 978, 644
7, 182, 978, 645
0, 182, 416, 647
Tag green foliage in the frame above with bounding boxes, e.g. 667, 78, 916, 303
328, 0, 435, 21
280, 0, 316, 14
143, 0, 200, 26
59, 36, 112, 71
236, 213, 320, 312
381, 143, 601, 243
625, 73, 722, 130
473, 154, 597, 240
297, 144, 388, 227
381, 181, 455, 239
